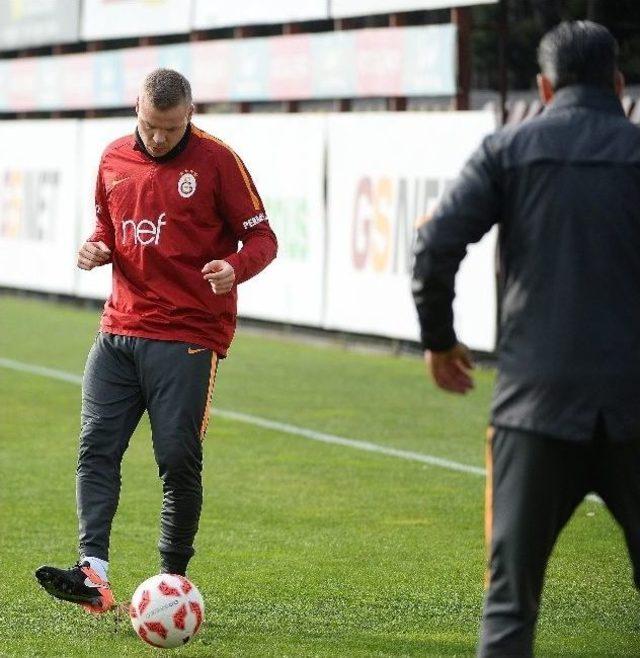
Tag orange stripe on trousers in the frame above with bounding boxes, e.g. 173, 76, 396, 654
199, 353, 219, 441
484, 425, 495, 589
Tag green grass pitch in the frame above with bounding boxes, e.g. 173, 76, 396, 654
0, 294, 638, 657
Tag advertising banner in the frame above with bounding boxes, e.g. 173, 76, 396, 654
0, 0, 80, 50
0, 121, 80, 294
76, 115, 326, 326
193, 0, 328, 29
325, 112, 497, 351
194, 114, 327, 326
81, 0, 191, 41
331, 0, 497, 18
0, 110, 499, 351
0, 24, 456, 111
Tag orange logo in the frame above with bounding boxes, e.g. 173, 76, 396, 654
109, 177, 130, 191
351, 176, 449, 274
187, 347, 206, 354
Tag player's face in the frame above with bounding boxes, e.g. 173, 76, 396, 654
136, 94, 194, 158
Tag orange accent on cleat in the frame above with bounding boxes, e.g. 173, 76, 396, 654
78, 565, 116, 615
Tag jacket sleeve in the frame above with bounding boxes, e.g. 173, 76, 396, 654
216, 147, 278, 284
411, 133, 502, 351
87, 161, 116, 251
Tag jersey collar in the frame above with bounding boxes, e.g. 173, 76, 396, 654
134, 124, 191, 163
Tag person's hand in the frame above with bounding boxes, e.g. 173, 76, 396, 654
426, 342, 474, 394
77, 241, 111, 270
202, 259, 235, 295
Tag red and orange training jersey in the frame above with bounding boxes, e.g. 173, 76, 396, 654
89, 123, 277, 356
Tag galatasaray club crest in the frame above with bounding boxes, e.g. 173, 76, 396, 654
178, 170, 198, 198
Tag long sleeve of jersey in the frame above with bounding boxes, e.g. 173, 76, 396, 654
215, 146, 278, 284
88, 162, 116, 250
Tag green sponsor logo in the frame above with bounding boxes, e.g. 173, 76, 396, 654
265, 198, 310, 261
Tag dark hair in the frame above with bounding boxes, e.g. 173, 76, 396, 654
537, 21, 619, 91
141, 68, 192, 110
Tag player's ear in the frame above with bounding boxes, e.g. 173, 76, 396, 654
187, 103, 195, 122
135, 97, 140, 115
537, 74, 554, 105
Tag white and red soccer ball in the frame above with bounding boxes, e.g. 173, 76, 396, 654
129, 574, 204, 649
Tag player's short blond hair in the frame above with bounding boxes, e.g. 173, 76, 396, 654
141, 68, 192, 110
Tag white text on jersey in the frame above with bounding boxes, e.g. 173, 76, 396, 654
121, 212, 167, 245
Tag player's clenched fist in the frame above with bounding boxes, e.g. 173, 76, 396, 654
202, 259, 235, 295
77, 241, 112, 270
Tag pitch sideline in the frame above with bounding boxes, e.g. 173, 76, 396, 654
0, 356, 487, 477
0, 356, 605, 503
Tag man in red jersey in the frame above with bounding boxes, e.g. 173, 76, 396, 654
35, 69, 277, 614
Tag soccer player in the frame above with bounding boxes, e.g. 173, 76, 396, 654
35, 69, 277, 614
412, 22, 640, 657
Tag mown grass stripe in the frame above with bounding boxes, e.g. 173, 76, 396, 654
0, 356, 485, 477
0, 355, 604, 503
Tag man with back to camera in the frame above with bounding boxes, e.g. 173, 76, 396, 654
412, 21, 640, 657
34, 68, 277, 614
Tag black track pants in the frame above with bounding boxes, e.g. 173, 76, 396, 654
76, 332, 218, 574
478, 425, 640, 657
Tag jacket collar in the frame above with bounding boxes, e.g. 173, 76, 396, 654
545, 84, 625, 117
133, 123, 191, 163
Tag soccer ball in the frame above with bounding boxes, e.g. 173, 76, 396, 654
129, 574, 204, 649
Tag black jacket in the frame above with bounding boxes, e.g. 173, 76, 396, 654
412, 85, 640, 442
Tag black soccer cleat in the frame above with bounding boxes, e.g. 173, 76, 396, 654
35, 561, 115, 614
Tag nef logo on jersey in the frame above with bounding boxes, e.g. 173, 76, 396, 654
178, 170, 197, 198
122, 212, 167, 245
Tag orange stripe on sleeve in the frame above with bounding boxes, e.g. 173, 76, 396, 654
191, 125, 262, 211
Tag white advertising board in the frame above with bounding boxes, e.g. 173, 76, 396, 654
194, 114, 327, 327
76, 118, 136, 301
325, 112, 497, 351
81, 0, 192, 40
331, 0, 497, 17
0, 121, 80, 294
193, 0, 328, 28
1, 111, 499, 351
0, 0, 80, 49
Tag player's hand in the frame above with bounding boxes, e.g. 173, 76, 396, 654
426, 342, 474, 394
202, 259, 235, 295
77, 241, 111, 270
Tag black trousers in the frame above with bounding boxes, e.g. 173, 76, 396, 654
76, 332, 218, 575
478, 424, 640, 657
